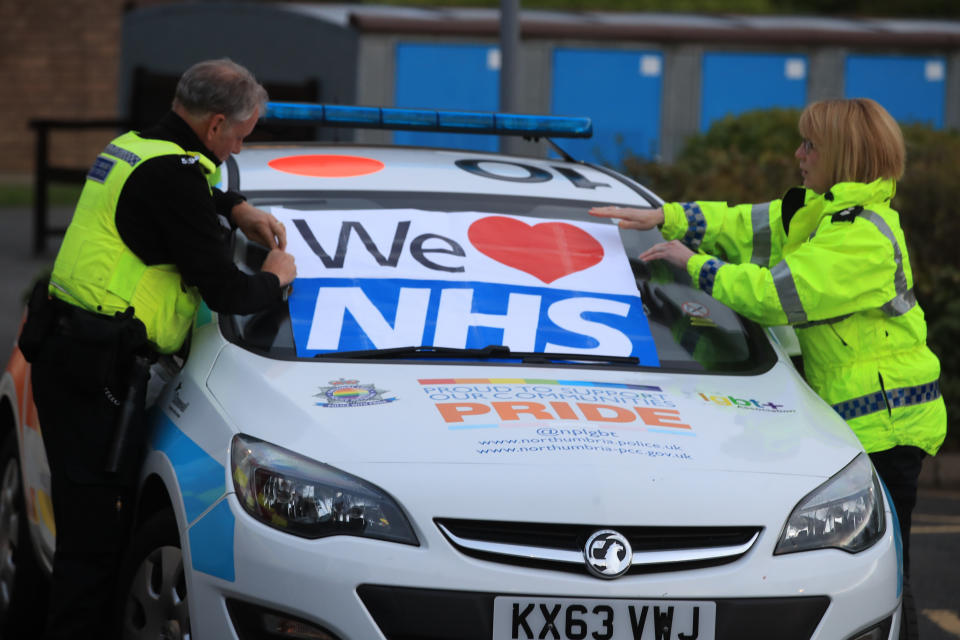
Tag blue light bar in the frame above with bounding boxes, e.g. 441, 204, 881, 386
262, 102, 592, 139
324, 104, 380, 125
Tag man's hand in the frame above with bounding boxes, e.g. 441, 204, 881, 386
232, 201, 287, 250
588, 206, 664, 230
638, 240, 695, 270
262, 248, 297, 288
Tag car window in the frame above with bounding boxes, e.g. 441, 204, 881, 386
220, 191, 775, 374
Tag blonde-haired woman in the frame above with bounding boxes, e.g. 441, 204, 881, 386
591, 98, 945, 638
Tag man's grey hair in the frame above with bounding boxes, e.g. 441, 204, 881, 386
173, 58, 268, 122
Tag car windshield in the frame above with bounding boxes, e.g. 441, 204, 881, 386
219, 191, 774, 374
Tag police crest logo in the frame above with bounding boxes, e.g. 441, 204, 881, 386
314, 378, 396, 407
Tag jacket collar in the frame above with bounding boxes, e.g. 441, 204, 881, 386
138, 111, 221, 167
782, 178, 896, 254
820, 178, 896, 210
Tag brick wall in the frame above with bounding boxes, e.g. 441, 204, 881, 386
0, 0, 148, 176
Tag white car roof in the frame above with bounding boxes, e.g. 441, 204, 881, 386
225, 144, 658, 205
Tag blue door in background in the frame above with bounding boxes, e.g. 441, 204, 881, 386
551, 48, 663, 166
700, 53, 807, 132
394, 42, 500, 151
845, 55, 946, 129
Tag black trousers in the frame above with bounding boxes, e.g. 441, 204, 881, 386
869, 445, 926, 639
869, 445, 926, 576
30, 336, 146, 640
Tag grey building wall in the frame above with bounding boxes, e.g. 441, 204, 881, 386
354, 34, 395, 146
948, 52, 960, 131
807, 47, 847, 102
119, 4, 358, 122
660, 45, 703, 163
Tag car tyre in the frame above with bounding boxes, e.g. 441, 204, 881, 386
0, 429, 47, 638
117, 509, 190, 640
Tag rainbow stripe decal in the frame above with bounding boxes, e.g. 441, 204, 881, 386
418, 378, 661, 392
332, 387, 366, 398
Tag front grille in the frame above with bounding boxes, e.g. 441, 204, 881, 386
435, 518, 762, 575
357, 585, 830, 640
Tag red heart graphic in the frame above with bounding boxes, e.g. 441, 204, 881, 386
467, 216, 605, 284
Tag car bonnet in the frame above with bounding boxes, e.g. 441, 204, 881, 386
206, 345, 863, 479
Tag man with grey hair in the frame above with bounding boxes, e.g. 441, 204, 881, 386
174, 57, 268, 124
20, 58, 295, 639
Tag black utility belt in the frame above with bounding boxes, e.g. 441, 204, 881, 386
49, 297, 138, 339
21, 278, 151, 363
46, 293, 151, 360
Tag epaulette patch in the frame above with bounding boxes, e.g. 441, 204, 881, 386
831, 205, 863, 223
180, 155, 200, 166
87, 156, 116, 183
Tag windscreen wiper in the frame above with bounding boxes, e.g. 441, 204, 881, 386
315, 345, 512, 360
313, 344, 639, 365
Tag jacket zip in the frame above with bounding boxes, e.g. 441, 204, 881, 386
829, 324, 848, 346
877, 372, 893, 416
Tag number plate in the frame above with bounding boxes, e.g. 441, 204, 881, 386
492, 596, 716, 640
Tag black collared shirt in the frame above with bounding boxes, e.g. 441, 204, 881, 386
114, 111, 281, 314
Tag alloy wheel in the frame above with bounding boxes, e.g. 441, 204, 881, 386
123, 544, 190, 640
0, 454, 22, 612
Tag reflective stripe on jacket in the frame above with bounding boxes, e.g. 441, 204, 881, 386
662, 178, 946, 455
49, 131, 218, 354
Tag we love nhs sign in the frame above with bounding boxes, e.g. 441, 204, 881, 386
273, 208, 658, 366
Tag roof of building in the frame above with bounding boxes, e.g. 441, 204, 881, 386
280, 3, 960, 48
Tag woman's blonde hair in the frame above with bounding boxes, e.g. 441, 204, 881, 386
798, 98, 905, 185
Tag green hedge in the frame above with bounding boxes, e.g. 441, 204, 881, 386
623, 109, 958, 450
0, 183, 82, 207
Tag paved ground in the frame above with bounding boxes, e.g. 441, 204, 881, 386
913, 489, 960, 640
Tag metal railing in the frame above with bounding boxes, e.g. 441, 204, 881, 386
29, 118, 130, 255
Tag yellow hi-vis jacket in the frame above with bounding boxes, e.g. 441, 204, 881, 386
662, 178, 946, 456
48, 131, 220, 354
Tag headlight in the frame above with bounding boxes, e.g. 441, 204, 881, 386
775, 453, 886, 555
230, 434, 417, 544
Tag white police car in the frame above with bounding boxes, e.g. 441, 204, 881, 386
1, 104, 901, 640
